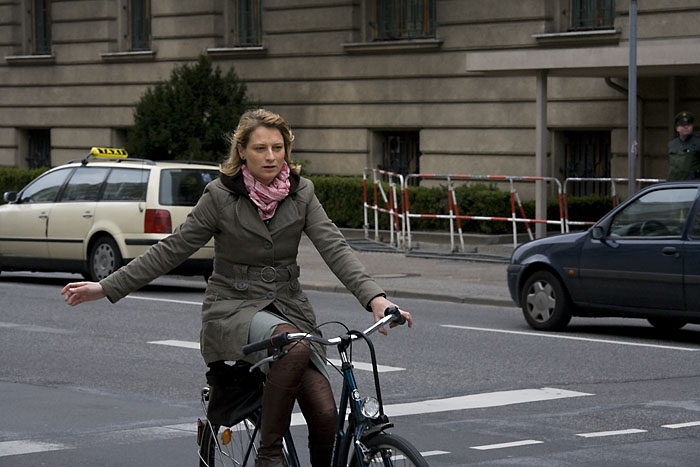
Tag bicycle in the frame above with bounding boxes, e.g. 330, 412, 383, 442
197, 306, 428, 466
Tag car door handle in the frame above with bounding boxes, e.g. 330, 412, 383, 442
82, 212, 94, 218
38, 213, 48, 219
662, 246, 678, 256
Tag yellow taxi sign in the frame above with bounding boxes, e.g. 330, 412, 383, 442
90, 147, 128, 158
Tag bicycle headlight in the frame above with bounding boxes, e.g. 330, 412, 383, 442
360, 397, 380, 419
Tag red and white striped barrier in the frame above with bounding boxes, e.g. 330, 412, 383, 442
404, 174, 564, 250
363, 169, 405, 248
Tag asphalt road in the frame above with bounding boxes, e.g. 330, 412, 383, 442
2, 272, 700, 466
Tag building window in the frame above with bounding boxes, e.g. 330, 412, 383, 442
225, 0, 261, 46
129, 0, 150, 50
29, 0, 51, 54
563, 131, 611, 196
26, 129, 51, 169
378, 131, 420, 182
372, 0, 435, 41
569, 0, 615, 31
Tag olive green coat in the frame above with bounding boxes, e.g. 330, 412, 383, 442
668, 133, 700, 181
100, 176, 384, 364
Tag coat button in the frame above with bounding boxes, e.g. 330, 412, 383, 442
264, 241, 273, 249
266, 291, 276, 300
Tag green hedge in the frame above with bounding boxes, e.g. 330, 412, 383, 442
0, 168, 614, 233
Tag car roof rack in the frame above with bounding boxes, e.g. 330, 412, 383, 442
158, 160, 221, 167
66, 147, 157, 166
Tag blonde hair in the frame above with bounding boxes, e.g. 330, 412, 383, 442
221, 108, 298, 176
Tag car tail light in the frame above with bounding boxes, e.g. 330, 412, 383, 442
145, 209, 172, 233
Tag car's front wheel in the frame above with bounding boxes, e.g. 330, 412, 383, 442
521, 270, 572, 331
88, 236, 122, 281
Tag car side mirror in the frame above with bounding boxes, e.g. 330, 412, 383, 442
591, 225, 605, 240
3, 191, 18, 203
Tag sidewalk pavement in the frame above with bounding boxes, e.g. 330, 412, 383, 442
297, 230, 515, 308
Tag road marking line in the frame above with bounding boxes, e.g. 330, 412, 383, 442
662, 421, 700, 429
420, 450, 450, 457
391, 450, 450, 460
442, 325, 700, 351
0, 321, 75, 335
147, 340, 405, 372
149, 339, 200, 349
380, 387, 592, 418
471, 440, 543, 450
294, 387, 592, 424
127, 295, 202, 306
326, 358, 404, 372
0, 440, 70, 457
576, 428, 647, 438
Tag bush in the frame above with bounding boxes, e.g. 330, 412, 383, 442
126, 55, 249, 163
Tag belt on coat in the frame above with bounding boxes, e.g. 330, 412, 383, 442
247, 266, 295, 283
216, 262, 300, 283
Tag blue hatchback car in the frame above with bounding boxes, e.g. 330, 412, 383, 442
508, 181, 700, 331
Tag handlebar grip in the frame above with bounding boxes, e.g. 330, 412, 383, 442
384, 305, 406, 325
242, 332, 290, 355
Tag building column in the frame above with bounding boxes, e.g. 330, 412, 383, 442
535, 70, 548, 238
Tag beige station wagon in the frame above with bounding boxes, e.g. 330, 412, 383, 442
0, 148, 217, 281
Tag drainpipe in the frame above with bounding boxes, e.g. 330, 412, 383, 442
604, 77, 644, 185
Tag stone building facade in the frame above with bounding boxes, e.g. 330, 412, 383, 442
2, 0, 700, 198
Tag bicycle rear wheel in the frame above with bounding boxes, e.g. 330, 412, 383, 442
198, 418, 259, 467
349, 433, 428, 467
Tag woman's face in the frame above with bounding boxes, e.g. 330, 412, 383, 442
239, 126, 286, 185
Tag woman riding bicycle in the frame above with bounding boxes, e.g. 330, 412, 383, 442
61, 108, 413, 467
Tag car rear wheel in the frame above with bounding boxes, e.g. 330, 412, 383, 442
647, 318, 686, 331
88, 236, 122, 281
521, 270, 572, 331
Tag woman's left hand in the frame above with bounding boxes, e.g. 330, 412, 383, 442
369, 295, 413, 335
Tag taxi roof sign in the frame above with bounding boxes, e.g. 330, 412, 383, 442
90, 147, 128, 158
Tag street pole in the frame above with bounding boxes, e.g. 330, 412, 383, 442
628, 0, 638, 195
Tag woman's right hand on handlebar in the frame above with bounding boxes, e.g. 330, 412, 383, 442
61, 281, 106, 306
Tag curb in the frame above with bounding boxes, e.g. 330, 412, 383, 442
300, 281, 514, 308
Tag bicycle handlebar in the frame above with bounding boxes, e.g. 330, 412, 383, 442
241, 306, 405, 355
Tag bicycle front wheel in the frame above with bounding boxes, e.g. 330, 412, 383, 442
198, 418, 259, 467
350, 433, 429, 467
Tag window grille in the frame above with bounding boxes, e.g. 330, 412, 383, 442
374, 0, 435, 41
130, 0, 150, 50
570, 0, 615, 31
33, 0, 51, 54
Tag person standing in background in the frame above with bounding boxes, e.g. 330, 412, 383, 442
668, 110, 700, 181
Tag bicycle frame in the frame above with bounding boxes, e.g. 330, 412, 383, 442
223, 307, 405, 467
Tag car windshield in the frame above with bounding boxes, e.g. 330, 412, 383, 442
19, 168, 72, 204
159, 168, 219, 206
609, 187, 699, 237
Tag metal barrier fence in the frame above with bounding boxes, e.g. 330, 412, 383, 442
403, 174, 564, 250
361, 170, 665, 251
363, 168, 405, 248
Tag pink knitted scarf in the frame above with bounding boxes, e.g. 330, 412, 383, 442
241, 162, 291, 220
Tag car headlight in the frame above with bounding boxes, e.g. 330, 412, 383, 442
360, 397, 381, 419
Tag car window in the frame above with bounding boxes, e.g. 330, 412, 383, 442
19, 168, 72, 204
102, 168, 149, 201
59, 167, 110, 202
159, 169, 218, 206
690, 206, 700, 239
610, 187, 698, 238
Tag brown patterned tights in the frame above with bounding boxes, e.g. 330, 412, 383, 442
257, 324, 337, 467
